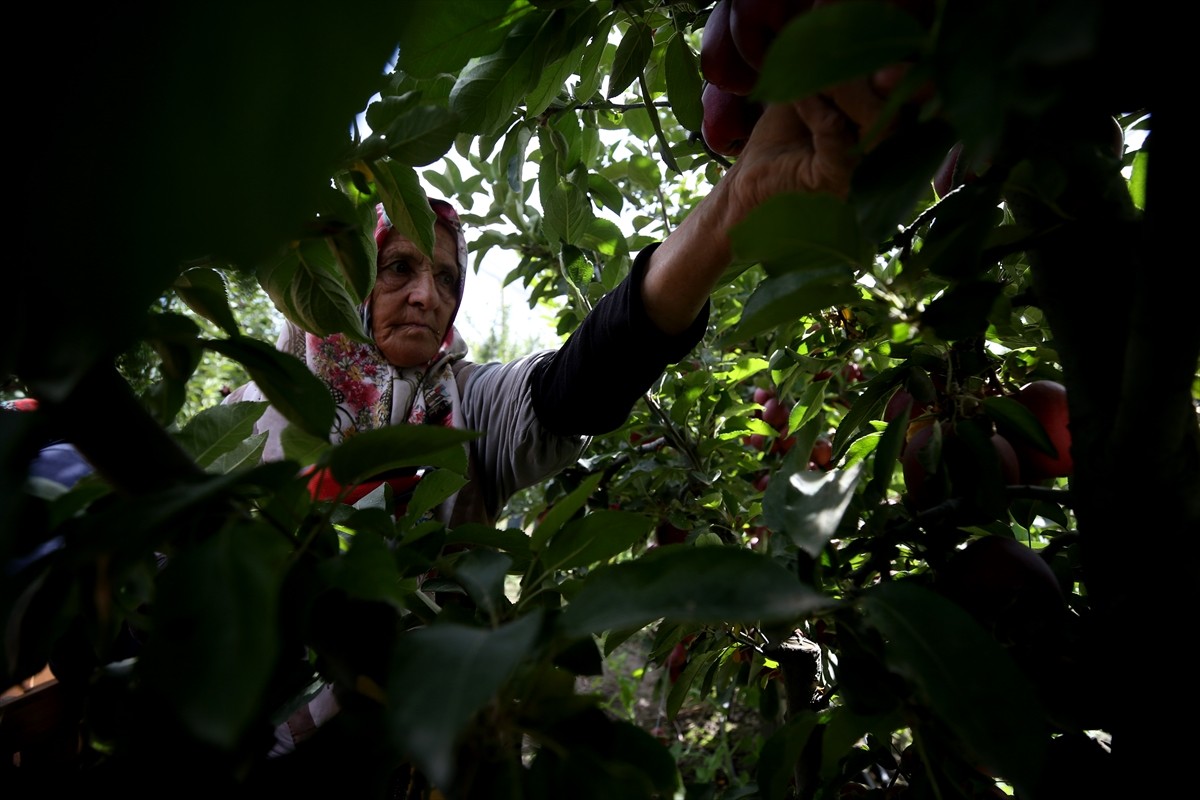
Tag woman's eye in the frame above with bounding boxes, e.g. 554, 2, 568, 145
438, 272, 457, 288
385, 260, 411, 274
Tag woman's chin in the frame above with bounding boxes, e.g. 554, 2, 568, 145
378, 338, 438, 368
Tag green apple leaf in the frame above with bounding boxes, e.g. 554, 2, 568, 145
531, 471, 605, 551
730, 270, 861, 344
372, 158, 439, 260
858, 580, 1048, 792
763, 461, 865, 559
757, 712, 821, 800
377, 105, 462, 168
174, 400, 268, 468
556, 547, 836, 640
388, 611, 544, 789
395, 1, 533, 78
257, 240, 368, 342
607, 18, 653, 99
730, 193, 871, 270
753, 1, 928, 103
664, 30, 703, 133
173, 267, 240, 336
136, 521, 289, 749
328, 425, 479, 485
541, 509, 656, 572
204, 336, 335, 440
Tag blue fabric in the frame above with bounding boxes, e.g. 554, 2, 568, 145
28, 442, 94, 488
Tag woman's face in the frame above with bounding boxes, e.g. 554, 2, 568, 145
370, 224, 461, 368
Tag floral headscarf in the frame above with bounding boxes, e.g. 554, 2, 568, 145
294, 198, 470, 512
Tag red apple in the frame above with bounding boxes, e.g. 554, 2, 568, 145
883, 388, 928, 423
902, 422, 1021, 510
753, 386, 775, 405
655, 521, 689, 546
729, 0, 811, 71
934, 536, 1068, 656
666, 641, 689, 683
701, 82, 763, 157
932, 142, 964, 198
840, 363, 864, 383
1011, 380, 1073, 481
700, 0, 759, 95
770, 434, 796, 455
761, 396, 789, 430
811, 435, 833, 469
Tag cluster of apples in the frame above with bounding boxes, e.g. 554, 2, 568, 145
699, 0, 811, 157
889, 377, 1075, 511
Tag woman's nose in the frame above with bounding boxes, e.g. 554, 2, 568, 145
406, 268, 438, 307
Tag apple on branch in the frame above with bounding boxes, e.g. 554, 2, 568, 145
700, 0, 759, 95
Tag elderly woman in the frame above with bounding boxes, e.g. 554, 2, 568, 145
222, 85, 902, 760
226, 91, 884, 528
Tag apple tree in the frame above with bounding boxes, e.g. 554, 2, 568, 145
4, 1, 1189, 799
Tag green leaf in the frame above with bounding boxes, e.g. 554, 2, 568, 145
1129, 148, 1148, 209
731, 269, 860, 343
757, 713, 821, 800
541, 509, 656, 572
753, 1, 928, 103
586, 172, 624, 216
372, 158, 439, 260
136, 521, 289, 749
448, 11, 561, 136
395, 1, 532, 78
388, 611, 544, 789
257, 240, 368, 341
982, 396, 1056, 456
559, 244, 593, 294
730, 193, 871, 270
541, 165, 594, 246
531, 471, 605, 551
279, 424, 331, 468
320, 529, 414, 610
920, 281, 1004, 342
379, 105, 462, 167
831, 366, 903, 464
174, 400, 268, 468
663, 30, 703, 133
329, 425, 478, 486
908, 186, 1006, 281
556, 547, 836, 640
205, 336, 334, 440
580, 217, 630, 264
207, 432, 269, 475
173, 267, 240, 336
446, 523, 534, 573
574, 16, 614, 101
448, 548, 513, 618
764, 462, 865, 559
666, 647, 721, 721
607, 19, 653, 99
525, 43, 585, 119
400, 467, 470, 528
859, 581, 1048, 790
